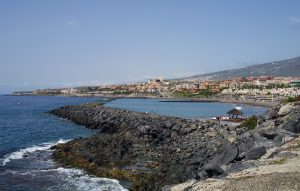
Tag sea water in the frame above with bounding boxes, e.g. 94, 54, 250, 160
106, 98, 267, 119
0, 96, 267, 191
0, 95, 127, 191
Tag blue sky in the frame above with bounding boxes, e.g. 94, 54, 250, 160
0, 0, 300, 93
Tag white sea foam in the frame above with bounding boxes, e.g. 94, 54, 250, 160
3, 167, 128, 191
1, 139, 128, 190
1, 139, 69, 166
51, 167, 128, 191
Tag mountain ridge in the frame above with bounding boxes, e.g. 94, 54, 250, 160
181, 56, 300, 81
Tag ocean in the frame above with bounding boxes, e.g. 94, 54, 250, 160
0, 96, 267, 191
0, 96, 127, 191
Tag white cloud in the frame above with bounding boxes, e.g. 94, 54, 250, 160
289, 16, 300, 25
66, 20, 80, 27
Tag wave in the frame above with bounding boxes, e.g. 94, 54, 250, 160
1, 139, 69, 166
2, 167, 128, 191
1, 139, 128, 190
51, 167, 128, 191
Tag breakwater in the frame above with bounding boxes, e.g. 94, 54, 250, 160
49, 101, 300, 190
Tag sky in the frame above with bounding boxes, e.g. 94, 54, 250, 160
0, 0, 300, 93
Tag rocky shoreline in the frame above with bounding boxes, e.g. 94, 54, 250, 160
49, 101, 299, 190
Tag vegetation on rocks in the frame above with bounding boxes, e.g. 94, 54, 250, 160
284, 96, 300, 103
240, 115, 257, 129
113, 90, 133, 95
173, 90, 215, 98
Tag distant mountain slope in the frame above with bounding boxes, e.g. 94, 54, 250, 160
184, 56, 300, 81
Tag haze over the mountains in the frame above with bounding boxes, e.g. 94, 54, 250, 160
181, 56, 300, 81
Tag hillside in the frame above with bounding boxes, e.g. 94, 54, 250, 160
183, 56, 300, 81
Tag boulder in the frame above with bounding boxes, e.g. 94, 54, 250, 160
172, 125, 181, 131
164, 121, 173, 128
227, 132, 237, 143
259, 120, 275, 130
206, 131, 217, 137
237, 134, 255, 154
246, 147, 266, 160
264, 109, 279, 120
202, 163, 224, 177
190, 124, 198, 131
210, 140, 239, 166
273, 134, 283, 144
170, 132, 178, 140
282, 113, 300, 133
138, 125, 149, 134
278, 104, 294, 116
162, 129, 171, 138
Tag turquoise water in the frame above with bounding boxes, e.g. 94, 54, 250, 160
106, 98, 267, 119
0, 96, 267, 191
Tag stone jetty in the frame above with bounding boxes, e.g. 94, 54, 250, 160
49, 101, 300, 191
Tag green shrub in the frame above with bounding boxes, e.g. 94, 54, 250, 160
285, 96, 300, 103
172, 90, 215, 98
240, 115, 257, 129
113, 90, 133, 95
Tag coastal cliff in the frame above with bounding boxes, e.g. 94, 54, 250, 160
49, 101, 300, 190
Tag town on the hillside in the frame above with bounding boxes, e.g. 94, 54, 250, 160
14, 76, 300, 102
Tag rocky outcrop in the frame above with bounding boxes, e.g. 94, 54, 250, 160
278, 103, 295, 116
164, 101, 300, 191
49, 101, 300, 191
